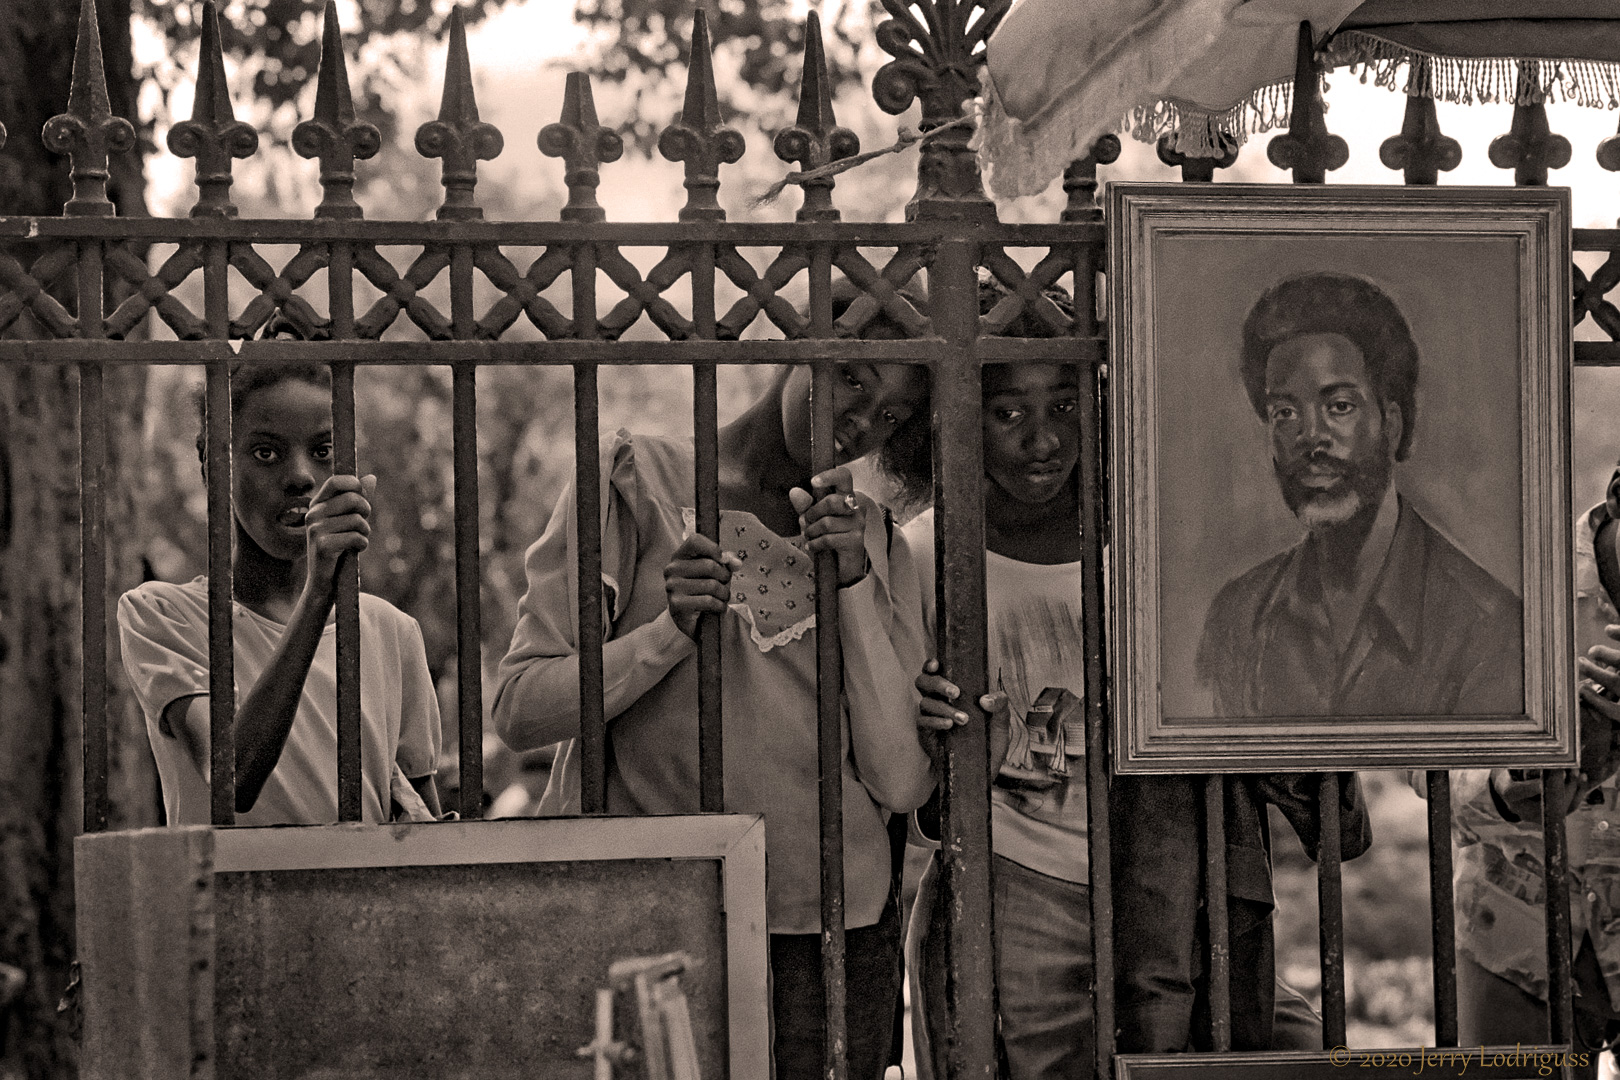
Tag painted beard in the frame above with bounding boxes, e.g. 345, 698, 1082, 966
1273, 434, 1394, 532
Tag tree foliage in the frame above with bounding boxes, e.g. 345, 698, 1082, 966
575, 0, 877, 145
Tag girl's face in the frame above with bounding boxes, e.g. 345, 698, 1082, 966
983, 364, 1080, 506
779, 361, 928, 472
230, 379, 334, 561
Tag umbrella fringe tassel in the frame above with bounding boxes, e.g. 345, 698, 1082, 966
1326, 30, 1620, 110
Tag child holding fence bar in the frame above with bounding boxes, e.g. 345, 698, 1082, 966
119, 353, 442, 826
904, 275, 1369, 1078
1428, 466, 1620, 1080
492, 284, 935, 1080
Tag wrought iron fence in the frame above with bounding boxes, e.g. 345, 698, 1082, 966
6, 0, 1620, 1076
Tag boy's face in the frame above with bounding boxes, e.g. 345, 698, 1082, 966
231, 380, 334, 562
982, 363, 1080, 507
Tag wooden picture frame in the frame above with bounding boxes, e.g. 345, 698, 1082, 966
1114, 1046, 1581, 1079
1108, 184, 1573, 772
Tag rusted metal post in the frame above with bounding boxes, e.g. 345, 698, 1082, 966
931, 239, 996, 1078
541, 71, 620, 813
1203, 778, 1231, 1051
204, 239, 234, 827
44, 0, 136, 833
1068, 169, 1116, 1077
1542, 770, 1576, 1047
1317, 773, 1347, 1047
658, 10, 735, 810
1426, 771, 1459, 1046
810, 345, 848, 1079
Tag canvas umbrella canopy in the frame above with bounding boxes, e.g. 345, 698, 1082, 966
974, 0, 1620, 199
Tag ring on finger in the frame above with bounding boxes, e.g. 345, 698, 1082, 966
842, 494, 858, 512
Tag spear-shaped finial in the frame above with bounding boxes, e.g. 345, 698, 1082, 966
41, 0, 137, 216
1265, 23, 1347, 183
167, 1, 259, 217
1488, 62, 1572, 186
1379, 67, 1461, 186
538, 72, 623, 222
772, 12, 858, 222
658, 9, 745, 222
291, 1, 381, 218
415, 7, 504, 220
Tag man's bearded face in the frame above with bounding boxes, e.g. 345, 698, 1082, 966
1263, 332, 1400, 531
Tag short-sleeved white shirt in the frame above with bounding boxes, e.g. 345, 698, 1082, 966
118, 578, 441, 826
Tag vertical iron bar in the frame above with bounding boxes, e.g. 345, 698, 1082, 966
79, 239, 109, 833
449, 242, 482, 818
1203, 777, 1232, 1051
1317, 773, 1347, 1046
812, 350, 848, 1080
451, 363, 482, 819
576, 241, 609, 809
1074, 238, 1116, 1080
932, 238, 996, 1078
809, 245, 848, 1080
205, 238, 235, 826
329, 239, 361, 822
1542, 769, 1575, 1046
574, 244, 606, 814
573, 362, 605, 812
1426, 771, 1459, 1046
692, 244, 723, 813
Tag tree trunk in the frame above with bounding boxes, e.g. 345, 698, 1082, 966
0, 1, 154, 1077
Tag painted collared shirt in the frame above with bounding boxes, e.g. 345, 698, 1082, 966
1195, 497, 1523, 719
1452, 505, 1620, 1014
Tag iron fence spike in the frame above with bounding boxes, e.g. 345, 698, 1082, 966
41, 0, 136, 216
658, 8, 744, 222
292, 0, 380, 219
1489, 62, 1573, 186
540, 71, 623, 223
1379, 71, 1461, 186
167, 0, 259, 218
772, 12, 858, 222
1266, 22, 1348, 184
416, 6, 504, 221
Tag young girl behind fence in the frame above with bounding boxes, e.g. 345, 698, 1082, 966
119, 360, 441, 826
492, 287, 935, 1080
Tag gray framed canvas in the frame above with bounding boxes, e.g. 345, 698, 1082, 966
1108, 184, 1573, 773
77, 815, 769, 1080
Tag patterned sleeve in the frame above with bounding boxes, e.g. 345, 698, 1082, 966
393, 613, 442, 780
117, 585, 211, 736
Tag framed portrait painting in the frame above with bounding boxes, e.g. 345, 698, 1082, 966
1108, 184, 1573, 772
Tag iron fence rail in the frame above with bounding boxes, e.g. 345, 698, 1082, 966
7, 0, 1620, 1076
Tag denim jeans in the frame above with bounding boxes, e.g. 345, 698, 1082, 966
909, 852, 1096, 1080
